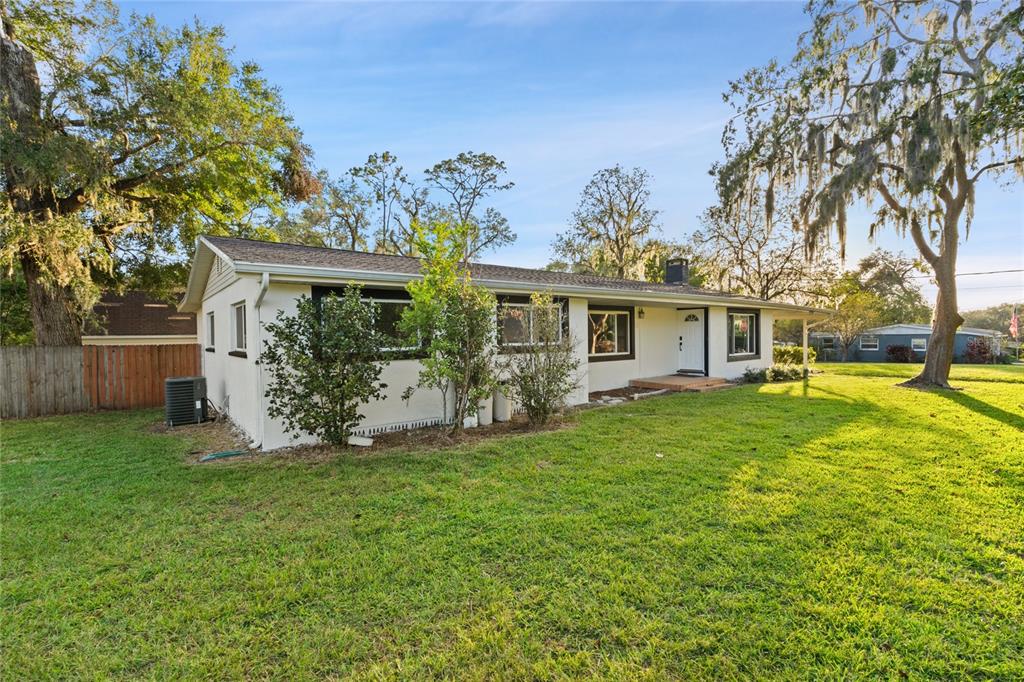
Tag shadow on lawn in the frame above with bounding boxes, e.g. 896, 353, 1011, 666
933, 390, 1024, 432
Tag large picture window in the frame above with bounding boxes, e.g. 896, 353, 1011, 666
362, 297, 416, 351
499, 302, 563, 347
727, 310, 759, 360
588, 310, 631, 357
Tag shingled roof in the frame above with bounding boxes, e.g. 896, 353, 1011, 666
203, 235, 739, 298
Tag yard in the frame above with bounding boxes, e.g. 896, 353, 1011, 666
3, 367, 1022, 679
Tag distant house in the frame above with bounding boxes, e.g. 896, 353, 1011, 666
810, 323, 1005, 362
83, 291, 197, 345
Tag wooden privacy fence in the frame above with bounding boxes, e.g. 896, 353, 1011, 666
0, 344, 201, 419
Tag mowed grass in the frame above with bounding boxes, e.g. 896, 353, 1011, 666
2, 370, 1023, 679
818, 361, 1024, 383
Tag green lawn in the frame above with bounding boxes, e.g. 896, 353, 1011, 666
817, 361, 1024, 383
3, 370, 1023, 679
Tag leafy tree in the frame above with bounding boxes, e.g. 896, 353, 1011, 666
551, 166, 667, 280
425, 152, 516, 259
350, 152, 424, 256
1, 1, 318, 345
962, 302, 1020, 333
499, 292, 581, 426
826, 275, 884, 361
0, 266, 33, 345
276, 172, 372, 250
641, 240, 710, 287
260, 287, 389, 446
400, 221, 498, 432
692, 199, 838, 302
714, 0, 1022, 387
855, 249, 932, 325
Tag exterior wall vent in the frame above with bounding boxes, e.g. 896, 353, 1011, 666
165, 376, 208, 426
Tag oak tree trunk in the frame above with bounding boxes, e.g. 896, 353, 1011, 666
905, 259, 962, 388
20, 255, 83, 345
903, 195, 965, 389
3, 17, 84, 345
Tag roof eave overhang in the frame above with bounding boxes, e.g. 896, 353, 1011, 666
178, 236, 236, 313
229, 261, 829, 317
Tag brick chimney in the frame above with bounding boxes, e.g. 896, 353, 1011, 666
664, 258, 689, 285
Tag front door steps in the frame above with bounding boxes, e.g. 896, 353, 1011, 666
628, 374, 734, 393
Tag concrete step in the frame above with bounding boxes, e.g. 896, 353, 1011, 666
628, 376, 729, 392
682, 382, 737, 393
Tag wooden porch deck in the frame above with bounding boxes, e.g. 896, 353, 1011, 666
628, 374, 732, 393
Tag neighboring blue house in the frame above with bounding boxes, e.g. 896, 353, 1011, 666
810, 324, 1006, 362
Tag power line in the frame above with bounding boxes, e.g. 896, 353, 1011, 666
908, 268, 1024, 278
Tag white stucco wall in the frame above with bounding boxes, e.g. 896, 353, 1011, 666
585, 304, 680, 393
200, 274, 780, 449
565, 298, 591, 405
199, 274, 265, 444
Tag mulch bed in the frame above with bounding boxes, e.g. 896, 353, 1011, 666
156, 411, 577, 465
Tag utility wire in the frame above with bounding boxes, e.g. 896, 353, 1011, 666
907, 268, 1024, 278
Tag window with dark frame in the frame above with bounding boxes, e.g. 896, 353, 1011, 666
499, 302, 563, 348
588, 311, 630, 356
361, 297, 417, 352
821, 335, 835, 350
232, 302, 246, 352
728, 312, 757, 357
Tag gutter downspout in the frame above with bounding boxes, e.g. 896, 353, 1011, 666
254, 272, 270, 449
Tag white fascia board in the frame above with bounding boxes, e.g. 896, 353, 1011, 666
231, 261, 828, 316
178, 237, 240, 313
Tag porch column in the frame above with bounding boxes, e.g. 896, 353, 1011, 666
802, 318, 809, 379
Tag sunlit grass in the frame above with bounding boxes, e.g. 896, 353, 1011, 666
3, 369, 1022, 678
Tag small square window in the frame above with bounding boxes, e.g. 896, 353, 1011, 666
911, 338, 927, 352
821, 336, 835, 350
232, 302, 246, 352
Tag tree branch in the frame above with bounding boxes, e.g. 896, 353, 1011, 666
970, 157, 1024, 182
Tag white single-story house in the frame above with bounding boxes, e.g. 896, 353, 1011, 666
179, 236, 825, 450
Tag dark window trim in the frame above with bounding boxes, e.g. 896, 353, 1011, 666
228, 350, 247, 358
496, 295, 569, 354
587, 305, 636, 363
727, 308, 761, 362
205, 346, 215, 353
311, 285, 424, 361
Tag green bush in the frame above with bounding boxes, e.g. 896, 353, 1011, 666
773, 345, 815, 365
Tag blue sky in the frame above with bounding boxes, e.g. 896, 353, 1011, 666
126, 1, 1022, 310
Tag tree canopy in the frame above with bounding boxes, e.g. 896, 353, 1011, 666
1, 0, 317, 344
714, 0, 1022, 387
551, 166, 685, 281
